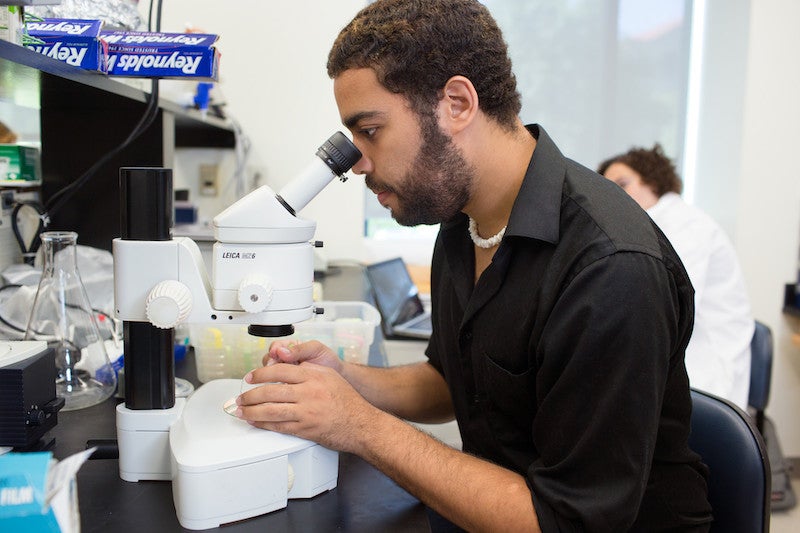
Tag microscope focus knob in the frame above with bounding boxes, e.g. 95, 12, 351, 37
145, 280, 193, 329
238, 274, 273, 313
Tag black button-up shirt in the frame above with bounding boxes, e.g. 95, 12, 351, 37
426, 125, 712, 532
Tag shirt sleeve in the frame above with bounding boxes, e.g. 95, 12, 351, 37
529, 251, 688, 532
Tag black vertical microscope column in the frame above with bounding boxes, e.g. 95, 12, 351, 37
119, 168, 175, 409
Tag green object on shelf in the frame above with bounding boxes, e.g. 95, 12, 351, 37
0, 144, 40, 183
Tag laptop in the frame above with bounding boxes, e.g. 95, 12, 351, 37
365, 257, 433, 340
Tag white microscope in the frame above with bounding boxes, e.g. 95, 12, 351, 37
112, 132, 361, 530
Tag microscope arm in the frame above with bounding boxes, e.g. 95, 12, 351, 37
113, 236, 316, 329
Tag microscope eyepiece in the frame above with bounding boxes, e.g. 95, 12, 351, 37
317, 132, 362, 176
277, 132, 363, 215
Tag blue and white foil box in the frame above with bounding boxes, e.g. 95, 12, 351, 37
25, 18, 107, 72
101, 31, 220, 80
0, 452, 59, 532
0, 448, 94, 533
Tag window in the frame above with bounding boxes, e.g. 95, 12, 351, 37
488, 0, 691, 169
364, 0, 693, 257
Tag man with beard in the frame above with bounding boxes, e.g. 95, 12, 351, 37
233, 1, 713, 531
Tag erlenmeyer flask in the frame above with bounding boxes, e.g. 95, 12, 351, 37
24, 231, 117, 410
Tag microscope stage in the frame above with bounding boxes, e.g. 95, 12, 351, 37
170, 379, 339, 530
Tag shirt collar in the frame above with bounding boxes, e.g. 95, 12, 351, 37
440, 124, 564, 245
504, 124, 563, 244
646, 191, 681, 218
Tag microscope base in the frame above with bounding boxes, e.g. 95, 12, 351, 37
116, 400, 186, 482
169, 379, 339, 530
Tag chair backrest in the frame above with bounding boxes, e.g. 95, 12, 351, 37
689, 388, 771, 533
748, 320, 773, 413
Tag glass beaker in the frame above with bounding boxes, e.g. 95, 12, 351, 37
24, 231, 117, 410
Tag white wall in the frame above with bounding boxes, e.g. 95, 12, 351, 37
153, 1, 800, 452
727, 0, 800, 454
694, 0, 800, 455
153, 0, 368, 262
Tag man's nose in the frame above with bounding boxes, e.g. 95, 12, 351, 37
351, 154, 372, 175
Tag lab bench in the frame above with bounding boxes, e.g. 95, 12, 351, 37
48, 265, 433, 532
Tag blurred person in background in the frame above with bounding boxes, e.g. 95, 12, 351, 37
599, 144, 754, 410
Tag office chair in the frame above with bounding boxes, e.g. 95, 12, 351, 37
689, 388, 771, 533
748, 320, 773, 435
747, 320, 797, 511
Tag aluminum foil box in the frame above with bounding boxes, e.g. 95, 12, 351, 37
101, 31, 220, 80
25, 18, 107, 72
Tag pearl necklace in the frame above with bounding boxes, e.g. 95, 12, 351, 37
468, 217, 506, 249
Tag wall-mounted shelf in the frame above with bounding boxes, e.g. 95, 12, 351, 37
0, 40, 235, 145
0, 40, 236, 250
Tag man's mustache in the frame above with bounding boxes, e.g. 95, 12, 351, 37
365, 175, 393, 195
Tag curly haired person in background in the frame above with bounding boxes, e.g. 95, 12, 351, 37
599, 144, 754, 410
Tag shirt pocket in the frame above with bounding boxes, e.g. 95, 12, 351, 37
479, 352, 537, 448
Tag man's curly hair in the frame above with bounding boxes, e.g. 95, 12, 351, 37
597, 144, 682, 197
327, 0, 521, 131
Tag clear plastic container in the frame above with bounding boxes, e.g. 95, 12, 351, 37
190, 301, 380, 383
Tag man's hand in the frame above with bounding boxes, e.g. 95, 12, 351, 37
235, 358, 375, 453
263, 339, 344, 372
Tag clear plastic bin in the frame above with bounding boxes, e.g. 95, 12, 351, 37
190, 301, 380, 383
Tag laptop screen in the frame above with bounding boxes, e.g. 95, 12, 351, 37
366, 257, 425, 327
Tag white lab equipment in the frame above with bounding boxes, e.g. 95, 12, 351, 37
169, 379, 339, 530
112, 132, 361, 530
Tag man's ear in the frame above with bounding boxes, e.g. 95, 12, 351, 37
438, 76, 478, 135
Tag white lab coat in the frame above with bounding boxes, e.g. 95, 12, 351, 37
647, 192, 754, 410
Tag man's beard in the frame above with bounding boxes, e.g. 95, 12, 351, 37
367, 113, 474, 226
